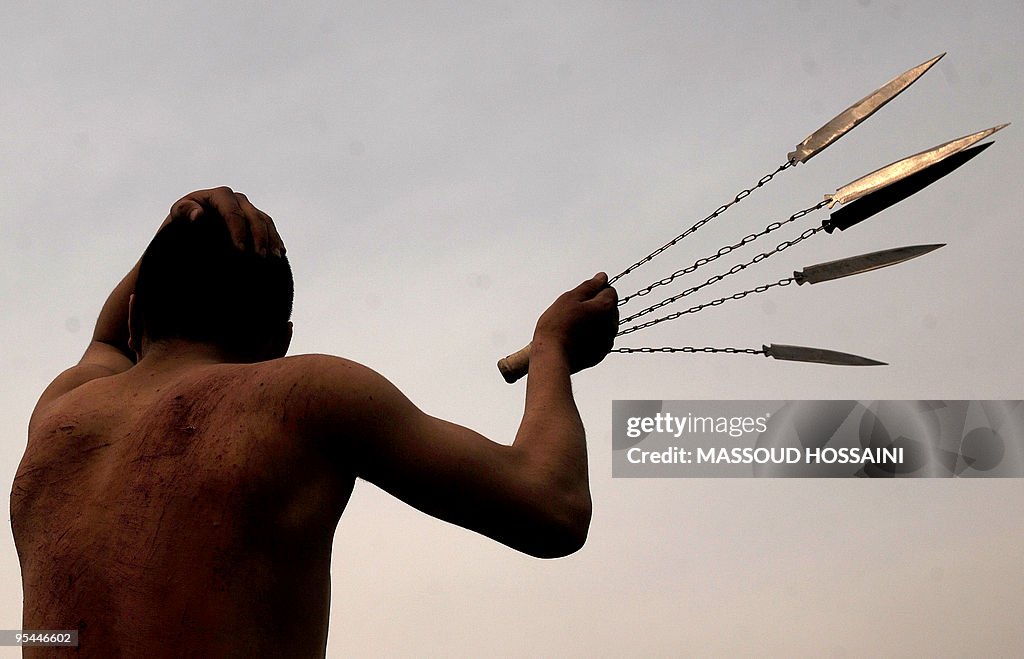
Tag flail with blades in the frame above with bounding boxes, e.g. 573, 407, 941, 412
498, 54, 1008, 383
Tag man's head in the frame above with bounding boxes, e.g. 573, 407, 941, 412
130, 212, 294, 361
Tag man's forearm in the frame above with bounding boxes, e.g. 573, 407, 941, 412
89, 212, 178, 358
89, 261, 141, 359
518, 336, 583, 435
513, 334, 590, 504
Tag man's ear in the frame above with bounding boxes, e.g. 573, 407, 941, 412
127, 293, 141, 359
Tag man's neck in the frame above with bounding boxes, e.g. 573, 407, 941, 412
137, 339, 243, 370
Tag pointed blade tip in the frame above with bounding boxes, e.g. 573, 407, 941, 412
911, 243, 946, 257
916, 52, 946, 71
977, 123, 1009, 141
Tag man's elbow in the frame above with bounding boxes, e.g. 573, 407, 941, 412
532, 523, 590, 559
524, 490, 592, 559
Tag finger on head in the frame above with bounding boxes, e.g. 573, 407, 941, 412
261, 211, 286, 257
234, 192, 270, 256
199, 186, 248, 251
169, 199, 204, 222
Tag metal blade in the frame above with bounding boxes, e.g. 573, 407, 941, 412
825, 141, 994, 233
795, 244, 944, 285
788, 53, 945, 164
764, 343, 887, 366
828, 123, 1009, 207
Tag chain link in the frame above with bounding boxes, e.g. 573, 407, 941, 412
607, 160, 794, 287
617, 276, 795, 336
612, 346, 766, 356
618, 220, 828, 329
620, 198, 828, 305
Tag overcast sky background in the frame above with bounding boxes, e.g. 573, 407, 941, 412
2, 1, 1022, 656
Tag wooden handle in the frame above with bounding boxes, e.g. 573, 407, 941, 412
497, 342, 532, 383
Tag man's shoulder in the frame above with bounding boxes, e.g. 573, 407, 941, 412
260, 353, 407, 419
254, 353, 421, 453
266, 353, 385, 389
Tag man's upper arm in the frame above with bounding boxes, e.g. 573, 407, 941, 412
33, 341, 134, 418
297, 355, 590, 558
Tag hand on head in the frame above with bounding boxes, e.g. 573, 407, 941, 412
165, 187, 285, 258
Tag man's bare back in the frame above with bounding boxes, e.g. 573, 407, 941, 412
15, 354, 361, 656
12, 188, 617, 657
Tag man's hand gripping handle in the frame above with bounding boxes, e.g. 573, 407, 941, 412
497, 273, 618, 384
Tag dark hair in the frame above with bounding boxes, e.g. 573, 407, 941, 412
134, 214, 293, 356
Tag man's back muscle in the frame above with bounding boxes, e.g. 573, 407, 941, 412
12, 358, 353, 657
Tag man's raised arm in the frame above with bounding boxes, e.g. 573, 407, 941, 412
299, 274, 618, 558
32, 187, 284, 417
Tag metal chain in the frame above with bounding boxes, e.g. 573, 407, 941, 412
618, 221, 829, 329
616, 276, 795, 336
620, 198, 828, 305
608, 160, 794, 287
612, 346, 766, 356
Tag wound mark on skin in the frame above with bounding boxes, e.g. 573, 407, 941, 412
281, 382, 301, 423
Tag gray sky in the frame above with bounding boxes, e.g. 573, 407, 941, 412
2, 1, 1022, 656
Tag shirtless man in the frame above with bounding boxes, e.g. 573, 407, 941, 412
11, 187, 618, 657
